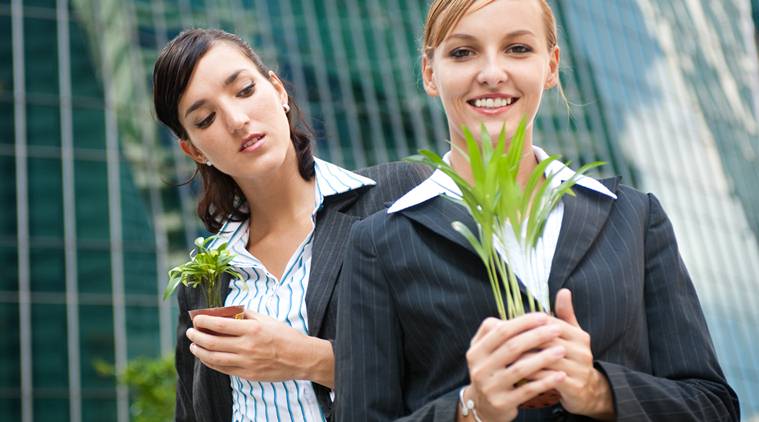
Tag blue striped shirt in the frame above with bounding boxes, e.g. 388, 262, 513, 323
214, 158, 374, 422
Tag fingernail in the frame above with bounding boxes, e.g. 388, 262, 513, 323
551, 346, 565, 356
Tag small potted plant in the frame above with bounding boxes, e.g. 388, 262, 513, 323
408, 117, 602, 408
163, 236, 246, 328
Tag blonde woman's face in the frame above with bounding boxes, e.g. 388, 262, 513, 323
422, 0, 559, 147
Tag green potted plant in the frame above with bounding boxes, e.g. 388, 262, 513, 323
408, 117, 602, 408
163, 236, 245, 327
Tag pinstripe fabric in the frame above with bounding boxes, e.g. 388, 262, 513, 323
335, 178, 739, 422
174, 161, 431, 422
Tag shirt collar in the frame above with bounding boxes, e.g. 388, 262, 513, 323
211, 158, 375, 250
313, 157, 376, 198
388, 145, 616, 214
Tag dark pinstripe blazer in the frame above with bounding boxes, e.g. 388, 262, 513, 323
335, 177, 739, 421
173, 161, 431, 422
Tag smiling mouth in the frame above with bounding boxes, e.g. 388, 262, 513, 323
467, 97, 518, 110
239, 134, 265, 152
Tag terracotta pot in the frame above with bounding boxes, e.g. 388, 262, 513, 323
518, 387, 561, 409
189, 305, 245, 335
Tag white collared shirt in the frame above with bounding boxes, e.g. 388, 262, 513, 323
212, 158, 374, 422
388, 146, 616, 311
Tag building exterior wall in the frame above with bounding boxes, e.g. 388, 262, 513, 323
1, 0, 758, 420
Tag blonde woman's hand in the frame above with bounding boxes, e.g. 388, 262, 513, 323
543, 289, 615, 420
460, 313, 567, 422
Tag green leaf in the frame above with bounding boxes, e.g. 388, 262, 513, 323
408, 116, 604, 319
452, 221, 487, 262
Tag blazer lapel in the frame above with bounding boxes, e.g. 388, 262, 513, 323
306, 191, 362, 337
547, 177, 620, 301
398, 195, 480, 256
400, 196, 534, 301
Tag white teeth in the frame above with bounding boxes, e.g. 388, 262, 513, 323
473, 97, 513, 108
241, 136, 260, 149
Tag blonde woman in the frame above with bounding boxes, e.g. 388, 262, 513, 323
334, 1, 739, 421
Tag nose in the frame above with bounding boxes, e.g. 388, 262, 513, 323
476, 52, 508, 87
221, 101, 249, 134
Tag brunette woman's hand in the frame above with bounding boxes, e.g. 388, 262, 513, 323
544, 289, 615, 420
460, 313, 567, 422
186, 310, 334, 388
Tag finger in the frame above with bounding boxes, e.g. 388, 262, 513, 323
482, 324, 562, 372
480, 347, 566, 398
189, 342, 244, 369
243, 309, 264, 320
186, 327, 237, 352
540, 336, 587, 362
470, 317, 501, 345
521, 369, 556, 382
554, 289, 579, 327
497, 345, 566, 388
192, 314, 253, 337
511, 371, 566, 406
471, 313, 550, 356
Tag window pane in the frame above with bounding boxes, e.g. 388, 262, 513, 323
30, 246, 65, 293
32, 303, 68, 389
28, 157, 63, 239
26, 103, 61, 147
24, 17, 59, 97
0, 246, 18, 291
124, 249, 156, 296
74, 159, 109, 241
126, 305, 159, 358
0, 156, 15, 238
77, 249, 110, 295
0, 302, 20, 389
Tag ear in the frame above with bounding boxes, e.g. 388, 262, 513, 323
545, 46, 560, 89
268, 70, 289, 107
179, 139, 206, 164
421, 54, 439, 97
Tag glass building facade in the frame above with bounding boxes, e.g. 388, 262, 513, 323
1, 0, 758, 421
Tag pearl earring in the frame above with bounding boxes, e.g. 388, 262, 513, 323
282, 103, 290, 113
205, 160, 212, 167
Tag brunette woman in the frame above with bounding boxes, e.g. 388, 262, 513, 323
153, 28, 428, 422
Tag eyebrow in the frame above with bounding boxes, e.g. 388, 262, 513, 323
183, 69, 248, 118
445, 29, 536, 43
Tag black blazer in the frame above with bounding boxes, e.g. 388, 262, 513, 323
335, 178, 739, 421
174, 161, 431, 422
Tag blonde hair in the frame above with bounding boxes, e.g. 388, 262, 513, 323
422, 0, 558, 56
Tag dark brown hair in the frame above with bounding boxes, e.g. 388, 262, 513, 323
153, 28, 314, 233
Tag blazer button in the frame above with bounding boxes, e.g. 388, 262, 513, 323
551, 406, 567, 422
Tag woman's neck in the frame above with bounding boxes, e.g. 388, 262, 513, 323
236, 150, 316, 235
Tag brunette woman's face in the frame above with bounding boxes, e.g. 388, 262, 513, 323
177, 42, 292, 182
422, 0, 559, 147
